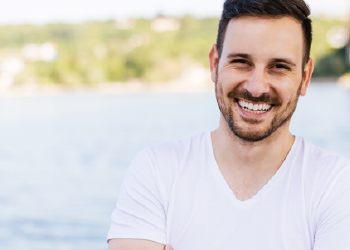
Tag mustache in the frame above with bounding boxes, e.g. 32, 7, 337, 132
228, 89, 282, 105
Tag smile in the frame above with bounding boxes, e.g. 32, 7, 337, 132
237, 99, 272, 113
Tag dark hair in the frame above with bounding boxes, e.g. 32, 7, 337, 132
216, 0, 312, 65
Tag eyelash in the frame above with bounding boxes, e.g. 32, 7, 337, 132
230, 59, 250, 65
229, 60, 292, 72
272, 64, 291, 70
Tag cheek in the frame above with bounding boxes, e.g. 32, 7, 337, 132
270, 77, 302, 100
217, 68, 243, 93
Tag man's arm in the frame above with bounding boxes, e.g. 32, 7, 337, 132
108, 239, 169, 250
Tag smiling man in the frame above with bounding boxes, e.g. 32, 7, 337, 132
108, 0, 350, 249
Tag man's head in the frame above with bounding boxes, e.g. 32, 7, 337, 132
216, 0, 312, 66
209, 0, 314, 142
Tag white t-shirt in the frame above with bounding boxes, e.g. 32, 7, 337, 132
108, 132, 350, 250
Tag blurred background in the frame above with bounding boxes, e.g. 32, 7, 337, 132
0, 0, 349, 249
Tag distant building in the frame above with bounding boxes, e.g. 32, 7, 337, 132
0, 57, 24, 89
151, 17, 180, 33
22, 43, 57, 62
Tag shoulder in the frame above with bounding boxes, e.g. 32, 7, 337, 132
145, 131, 209, 167
130, 131, 207, 166
300, 138, 350, 178
135, 131, 209, 181
126, 131, 210, 197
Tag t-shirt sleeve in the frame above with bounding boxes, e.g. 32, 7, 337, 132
313, 160, 350, 250
107, 149, 167, 244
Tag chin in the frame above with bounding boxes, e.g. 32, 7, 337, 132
229, 121, 277, 142
233, 130, 272, 142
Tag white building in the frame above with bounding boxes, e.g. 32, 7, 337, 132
151, 17, 180, 33
0, 57, 24, 89
22, 43, 58, 62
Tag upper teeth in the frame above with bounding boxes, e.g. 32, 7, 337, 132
238, 100, 271, 111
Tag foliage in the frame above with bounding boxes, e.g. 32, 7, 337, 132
0, 16, 348, 86
311, 17, 350, 77
313, 47, 350, 77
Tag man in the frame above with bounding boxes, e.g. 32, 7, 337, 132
108, 0, 350, 249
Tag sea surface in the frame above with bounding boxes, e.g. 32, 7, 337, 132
0, 83, 349, 250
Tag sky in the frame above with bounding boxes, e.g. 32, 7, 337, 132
0, 0, 349, 24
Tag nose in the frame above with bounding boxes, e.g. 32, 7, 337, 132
244, 67, 270, 97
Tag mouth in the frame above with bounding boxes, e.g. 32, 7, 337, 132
235, 98, 273, 114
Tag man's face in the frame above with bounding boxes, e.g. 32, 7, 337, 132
209, 16, 313, 142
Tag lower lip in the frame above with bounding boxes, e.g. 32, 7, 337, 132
236, 101, 272, 121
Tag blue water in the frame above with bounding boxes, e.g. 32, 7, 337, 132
0, 83, 349, 249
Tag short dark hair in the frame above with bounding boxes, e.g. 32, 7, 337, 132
216, 0, 312, 66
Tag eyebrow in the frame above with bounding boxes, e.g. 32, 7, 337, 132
226, 53, 297, 67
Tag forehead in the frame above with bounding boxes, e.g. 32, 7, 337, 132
222, 16, 304, 62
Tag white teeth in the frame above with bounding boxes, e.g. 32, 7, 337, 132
238, 100, 271, 112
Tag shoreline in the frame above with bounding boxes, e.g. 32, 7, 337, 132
0, 78, 347, 97
0, 80, 214, 97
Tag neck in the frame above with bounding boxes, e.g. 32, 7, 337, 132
211, 120, 295, 172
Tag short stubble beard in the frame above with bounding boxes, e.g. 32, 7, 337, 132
214, 75, 302, 143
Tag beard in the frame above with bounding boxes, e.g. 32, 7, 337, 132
215, 79, 302, 142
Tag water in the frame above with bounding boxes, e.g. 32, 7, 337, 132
0, 83, 349, 250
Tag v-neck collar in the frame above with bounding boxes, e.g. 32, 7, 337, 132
206, 131, 300, 207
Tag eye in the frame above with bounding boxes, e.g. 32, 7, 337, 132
229, 59, 252, 69
272, 63, 291, 71
231, 59, 249, 65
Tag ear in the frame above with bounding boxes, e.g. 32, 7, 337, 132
300, 58, 314, 96
209, 44, 219, 83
